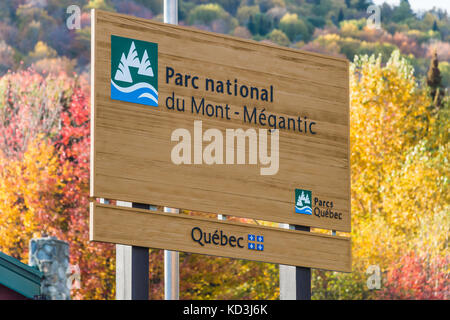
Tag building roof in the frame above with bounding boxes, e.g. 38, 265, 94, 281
0, 251, 43, 299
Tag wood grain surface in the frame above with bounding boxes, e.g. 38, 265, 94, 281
91, 10, 351, 231
91, 202, 351, 272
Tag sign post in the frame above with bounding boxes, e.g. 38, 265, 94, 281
115, 241, 149, 299
295, 225, 312, 300
114, 201, 150, 300
163, 0, 180, 301
279, 225, 311, 300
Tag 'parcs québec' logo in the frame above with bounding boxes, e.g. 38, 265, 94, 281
110, 35, 158, 107
295, 188, 312, 215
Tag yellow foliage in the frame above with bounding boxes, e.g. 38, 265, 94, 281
29, 41, 57, 61
280, 12, 298, 24
0, 135, 60, 262
350, 50, 448, 271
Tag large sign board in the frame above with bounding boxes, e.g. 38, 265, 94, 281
90, 10, 351, 271
90, 10, 350, 232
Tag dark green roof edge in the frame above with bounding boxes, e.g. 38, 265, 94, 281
0, 251, 43, 299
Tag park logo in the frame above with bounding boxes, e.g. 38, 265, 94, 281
110, 35, 158, 107
295, 188, 312, 215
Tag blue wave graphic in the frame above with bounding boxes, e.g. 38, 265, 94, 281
295, 206, 312, 215
111, 80, 158, 107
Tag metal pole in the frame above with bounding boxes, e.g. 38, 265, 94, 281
164, 0, 178, 25
294, 225, 311, 300
115, 201, 150, 300
164, 207, 179, 300
279, 224, 311, 300
163, 0, 179, 301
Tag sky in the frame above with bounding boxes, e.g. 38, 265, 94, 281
372, 0, 450, 13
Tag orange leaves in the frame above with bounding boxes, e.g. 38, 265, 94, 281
0, 136, 59, 261
0, 68, 115, 300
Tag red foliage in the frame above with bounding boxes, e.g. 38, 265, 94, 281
378, 251, 449, 300
0, 68, 115, 299
51, 74, 116, 300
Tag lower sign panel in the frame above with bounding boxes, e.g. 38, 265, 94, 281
90, 203, 351, 272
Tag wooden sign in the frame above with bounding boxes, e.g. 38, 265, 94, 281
91, 202, 351, 272
90, 9, 350, 233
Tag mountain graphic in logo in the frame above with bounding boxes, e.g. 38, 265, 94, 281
110, 35, 158, 107
295, 189, 312, 215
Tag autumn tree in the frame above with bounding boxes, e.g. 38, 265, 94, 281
313, 50, 448, 299
427, 50, 445, 108
0, 67, 282, 300
0, 68, 116, 299
379, 251, 449, 299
